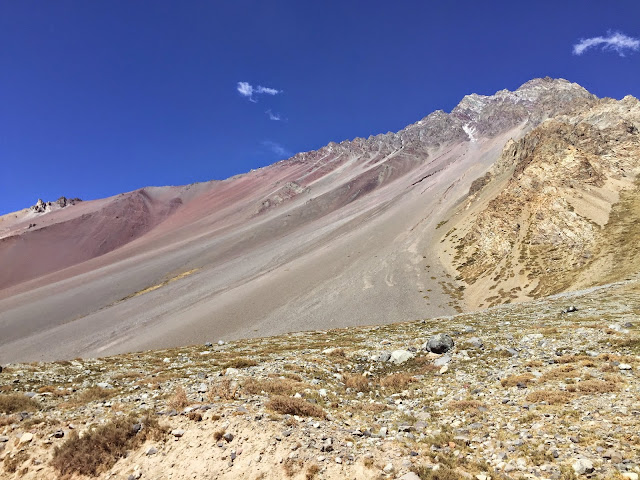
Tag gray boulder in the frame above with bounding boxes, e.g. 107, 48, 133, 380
426, 334, 454, 354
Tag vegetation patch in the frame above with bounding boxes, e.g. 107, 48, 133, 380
51, 415, 166, 477
0, 393, 41, 414
266, 395, 326, 418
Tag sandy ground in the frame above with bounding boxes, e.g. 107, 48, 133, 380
0, 128, 523, 363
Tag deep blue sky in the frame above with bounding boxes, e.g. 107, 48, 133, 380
2, 1, 640, 215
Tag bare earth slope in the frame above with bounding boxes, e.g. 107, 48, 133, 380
0, 78, 598, 362
442, 95, 640, 309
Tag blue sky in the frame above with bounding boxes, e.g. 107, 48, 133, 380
1, 1, 640, 215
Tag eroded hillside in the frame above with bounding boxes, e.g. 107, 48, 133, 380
441, 95, 640, 309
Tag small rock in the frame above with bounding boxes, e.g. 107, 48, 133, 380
619, 363, 632, 370
52, 430, 64, 439
218, 340, 225, 345
434, 355, 451, 367
572, 458, 594, 475
171, 429, 185, 437
398, 473, 421, 480
375, 352, 391, 362
146, 447, 158, 455
439, 365, 449, 374
468, 337, 484, 349
622, 473, 639, 480
225, 368, 239, 376
19, 433, 34, 444
197, 383, 208, 393
223, 433, 234, 443
383, 462, 394, 473
389, 349, 414, 364
426, 334, 454, 354
335, 456, 342, 464
96, 382, 113, 389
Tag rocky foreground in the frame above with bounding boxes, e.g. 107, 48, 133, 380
1, 277, 639, 480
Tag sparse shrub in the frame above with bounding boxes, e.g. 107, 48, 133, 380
51, 414, 165, 476
525, 390, 572, 405
187, 411, 202, 422
411, 464, 459, 480
266, 395, 326, 418
0, 393, 41, 414
380, 373, 413, 390
327, 348, 346, 358
306, 463, 321, 479
244, 378, 302, 396
77, 386, 114, 403
168, 386, 189, 409
213, 428, 226, 441
3, 450, 30, 473
501, 374, 535, 387
223, 358, 258, 369
575, 379, 619, 394
209, 379, 238, 400
344, 373, 372, 392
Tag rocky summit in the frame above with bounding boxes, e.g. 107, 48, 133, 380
1, 77, 640, 479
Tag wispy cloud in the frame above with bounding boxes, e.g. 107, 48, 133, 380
256, 86, 280, 95
262, 140, 291, 157
237, 81, 282, 102
265, 109, 281, 121
573, 31, 640, 56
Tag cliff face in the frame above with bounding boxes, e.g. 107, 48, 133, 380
443, 95, 640, 308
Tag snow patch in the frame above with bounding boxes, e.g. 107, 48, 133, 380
463, 124, 477, 143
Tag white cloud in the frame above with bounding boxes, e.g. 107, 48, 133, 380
262, 140, 291, 157
256, 85, 281, 95
237, 81, 256, 102
573, 31, 640, 56
237, 81, 281, 102
266, 109, 281, 121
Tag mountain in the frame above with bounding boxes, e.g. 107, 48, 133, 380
0, 78, 636, 363
442, 93, 640, 308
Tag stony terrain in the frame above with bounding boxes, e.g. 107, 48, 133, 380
1, 275, 639, 479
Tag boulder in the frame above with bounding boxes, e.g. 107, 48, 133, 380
389, 350, 414, 364
426, 334, 454, 354
572, 458, 594, 475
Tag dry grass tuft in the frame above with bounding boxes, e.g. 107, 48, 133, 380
380, 373, 414, 390
77, 386, 114, 403
266, 395, 326, 418
209, 379, 238, 400
0, 393, 41, 414
305, 463, 321, 480
525, 390, 572, 405
168, 386, 189, 410
539, 365, 575, 382
574, 379, 620, 394
412, 464, 460, 479
51, 414, 166, 476
223, 358, 259, 369
327, 348, 346, 358
244, 378, 303, 396
501, 374, 535, 387
213, 428, 226, 441
344, 373, 372, 392
3, 450, 30, 474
